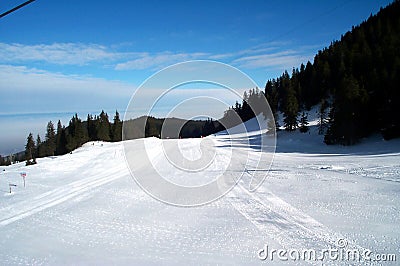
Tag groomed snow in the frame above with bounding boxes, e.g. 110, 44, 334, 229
1, 115, 399, 265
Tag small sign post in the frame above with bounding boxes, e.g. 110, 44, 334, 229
9, 183, 17, 193
20, 172, 27, 188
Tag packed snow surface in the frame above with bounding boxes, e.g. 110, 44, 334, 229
1, 115, 399, 265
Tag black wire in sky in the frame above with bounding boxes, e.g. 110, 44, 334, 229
0, 0, 36, 19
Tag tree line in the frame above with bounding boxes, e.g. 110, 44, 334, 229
264, 0, 400, 145
23, 110, 122, 166
220, 87, 273, 129
123, 116, 223, 140
17, 111, 223, 166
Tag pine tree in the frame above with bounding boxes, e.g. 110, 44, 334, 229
97, 110, 111, 141
66, 115, 78, 152
265, 79, 279, 121
240, 91, 249, 119
332, 74, 368, 145
75, 116, 89, 146
111, 110, 122, 142
317, 99, 329, 135
299, 112, 309, 133
283, 87, 299, 131
267, 117, 276, 134
25, 133, 36, 165
324, 105, 336, 145
87, 114, 97, 140
66, 114, 89, 151
45, 121, 56, 156
56, 120, 67, 155
56, 120, 62, 154
145, 117, 159, 138
202, 118, 217, 136
36, 134, 45, 158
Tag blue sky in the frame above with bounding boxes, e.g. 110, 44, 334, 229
0, 0, 392, 154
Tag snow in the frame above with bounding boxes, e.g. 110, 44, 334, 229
0, 115, 399, 265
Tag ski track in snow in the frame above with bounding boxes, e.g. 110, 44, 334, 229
0, 146, 128, 227
0, 168, 125, 226
228, 180, 365, 253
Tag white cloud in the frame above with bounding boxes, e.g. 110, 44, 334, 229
205, 42, 317, 72
208, 42, 286, 60
114, 52, 209, 70
0, 42, 126, 65
232, 49, 311, 70
0, 41, 316, 73
113, 43, 313, 72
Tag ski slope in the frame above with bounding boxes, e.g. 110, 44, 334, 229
1, 115, 399, 265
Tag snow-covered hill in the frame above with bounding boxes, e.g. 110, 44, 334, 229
1, 116, 399, 265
